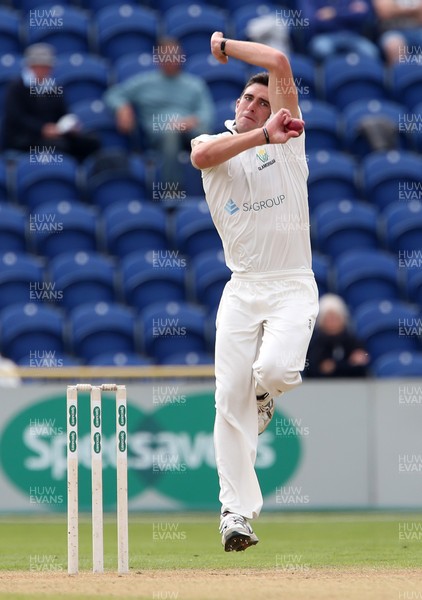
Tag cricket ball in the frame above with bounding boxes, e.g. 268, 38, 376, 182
286, 119, 304, 134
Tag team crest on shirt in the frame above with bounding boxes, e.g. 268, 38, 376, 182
256, 147, 276, 171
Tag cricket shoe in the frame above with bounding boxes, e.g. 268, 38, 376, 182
219, 512, 259, 552
257, 393, 274, 435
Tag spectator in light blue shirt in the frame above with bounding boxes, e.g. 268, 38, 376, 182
104, 37, 215, 188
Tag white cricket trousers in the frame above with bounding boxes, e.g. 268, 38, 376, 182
214, 271, 319, 520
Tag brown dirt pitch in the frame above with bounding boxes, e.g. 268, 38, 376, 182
1, 568, 422, 600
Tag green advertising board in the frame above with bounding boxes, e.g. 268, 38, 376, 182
0, 389, 301, 511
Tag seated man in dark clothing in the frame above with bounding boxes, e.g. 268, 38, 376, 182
3, 43, 99, 161
306, 293, 370, 378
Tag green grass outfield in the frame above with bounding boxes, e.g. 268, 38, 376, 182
0, 512, 421, 572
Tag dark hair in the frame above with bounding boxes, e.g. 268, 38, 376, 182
240, 72, 269, 97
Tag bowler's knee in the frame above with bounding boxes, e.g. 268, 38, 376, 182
253, 357, 302, 397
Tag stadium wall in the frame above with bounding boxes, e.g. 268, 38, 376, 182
0, 380, 421, 512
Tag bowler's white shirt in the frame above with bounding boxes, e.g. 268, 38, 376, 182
191, 119, 312, 275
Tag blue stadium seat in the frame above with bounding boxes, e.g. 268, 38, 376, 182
312, 251, 331, 297
13, 0, 70, 11
14, 154, 80, 210
381, 201, 422, 254
152, 152, 205, 199
87, 351, 152, 366
0, 203, 26, 253
307, 150, 359, 212
188, 249, 230, 310
300, 99, 341, 151
185, 54, 248, 103
361, 150, 422, 212
48, 251, 116, 310
0, 53, 22, 115
54, 53, 109, 106
213, 98, 236, 133
354, 300, 422, 362
164, 4, 227, 58
232, 3, 277, 40
140, 300, 207, 363
30, 200, 98, 258
0, 252, 44, 311
121, 250, 186, 311
323, 53, 387, 110
0, 161, 9, 203
334, 249, 400, 310
25, 5, 91, 54
70, 301, 137, 362
248, 54, 317, 101
410, 101, 422, 153
160, 350, 214, 365
114, 52, 157, 82
71, 99, 130, 151
372, 351, 422, 377
84, 151, 148, 209
103, 200, 168, 257
289, 54, 317, 101
406, 265, 422, 306
172, 200, 223, 257
223, 0, 275, 12
154, 0, 199, 12
312, 199, 378, 258
95, 4, 158, 62
342, 99, 408, 156
0, 8, 21, 55
391, 62, 422, 111
79, 0, 137, 13
0, 302, 65, 364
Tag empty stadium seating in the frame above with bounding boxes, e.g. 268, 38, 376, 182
48, 251, 116, 310
163, 4, 227, 58
334, 249, 401, 310
14, 154, 80, 210
103, 200, 168, 257
0, 203, 27, 253
0, 302, 65, 363
0, 252, 44, 311
372, 351, 422, 377
24, 5, 92, 55
121, 249, 187, 311
171, 200, 223, 257
95, 4, 158, 62
0, 1, 419, 370
307, 150, 359, 212
354, 300, 422, 362
322, 53, 387, 110
69, 301, 137, 362
361, 150, 422, 212
188, 249, 230, 310
312, 199, 378, 258
30, 200, 98, 257
140, 300, 208, 363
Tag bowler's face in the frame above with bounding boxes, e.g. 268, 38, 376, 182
234, 83, 271, 133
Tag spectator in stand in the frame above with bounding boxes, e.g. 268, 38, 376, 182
306, 294, 370, 378
372, 0, 422, 64
297, 0, 380, 61
3, 43, 99, 161
104, 37, 215, 188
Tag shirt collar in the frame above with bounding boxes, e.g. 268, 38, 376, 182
224, 119, 237, 134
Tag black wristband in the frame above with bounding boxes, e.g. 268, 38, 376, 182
262, 127, 270, 144
220, 39, 228, 56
